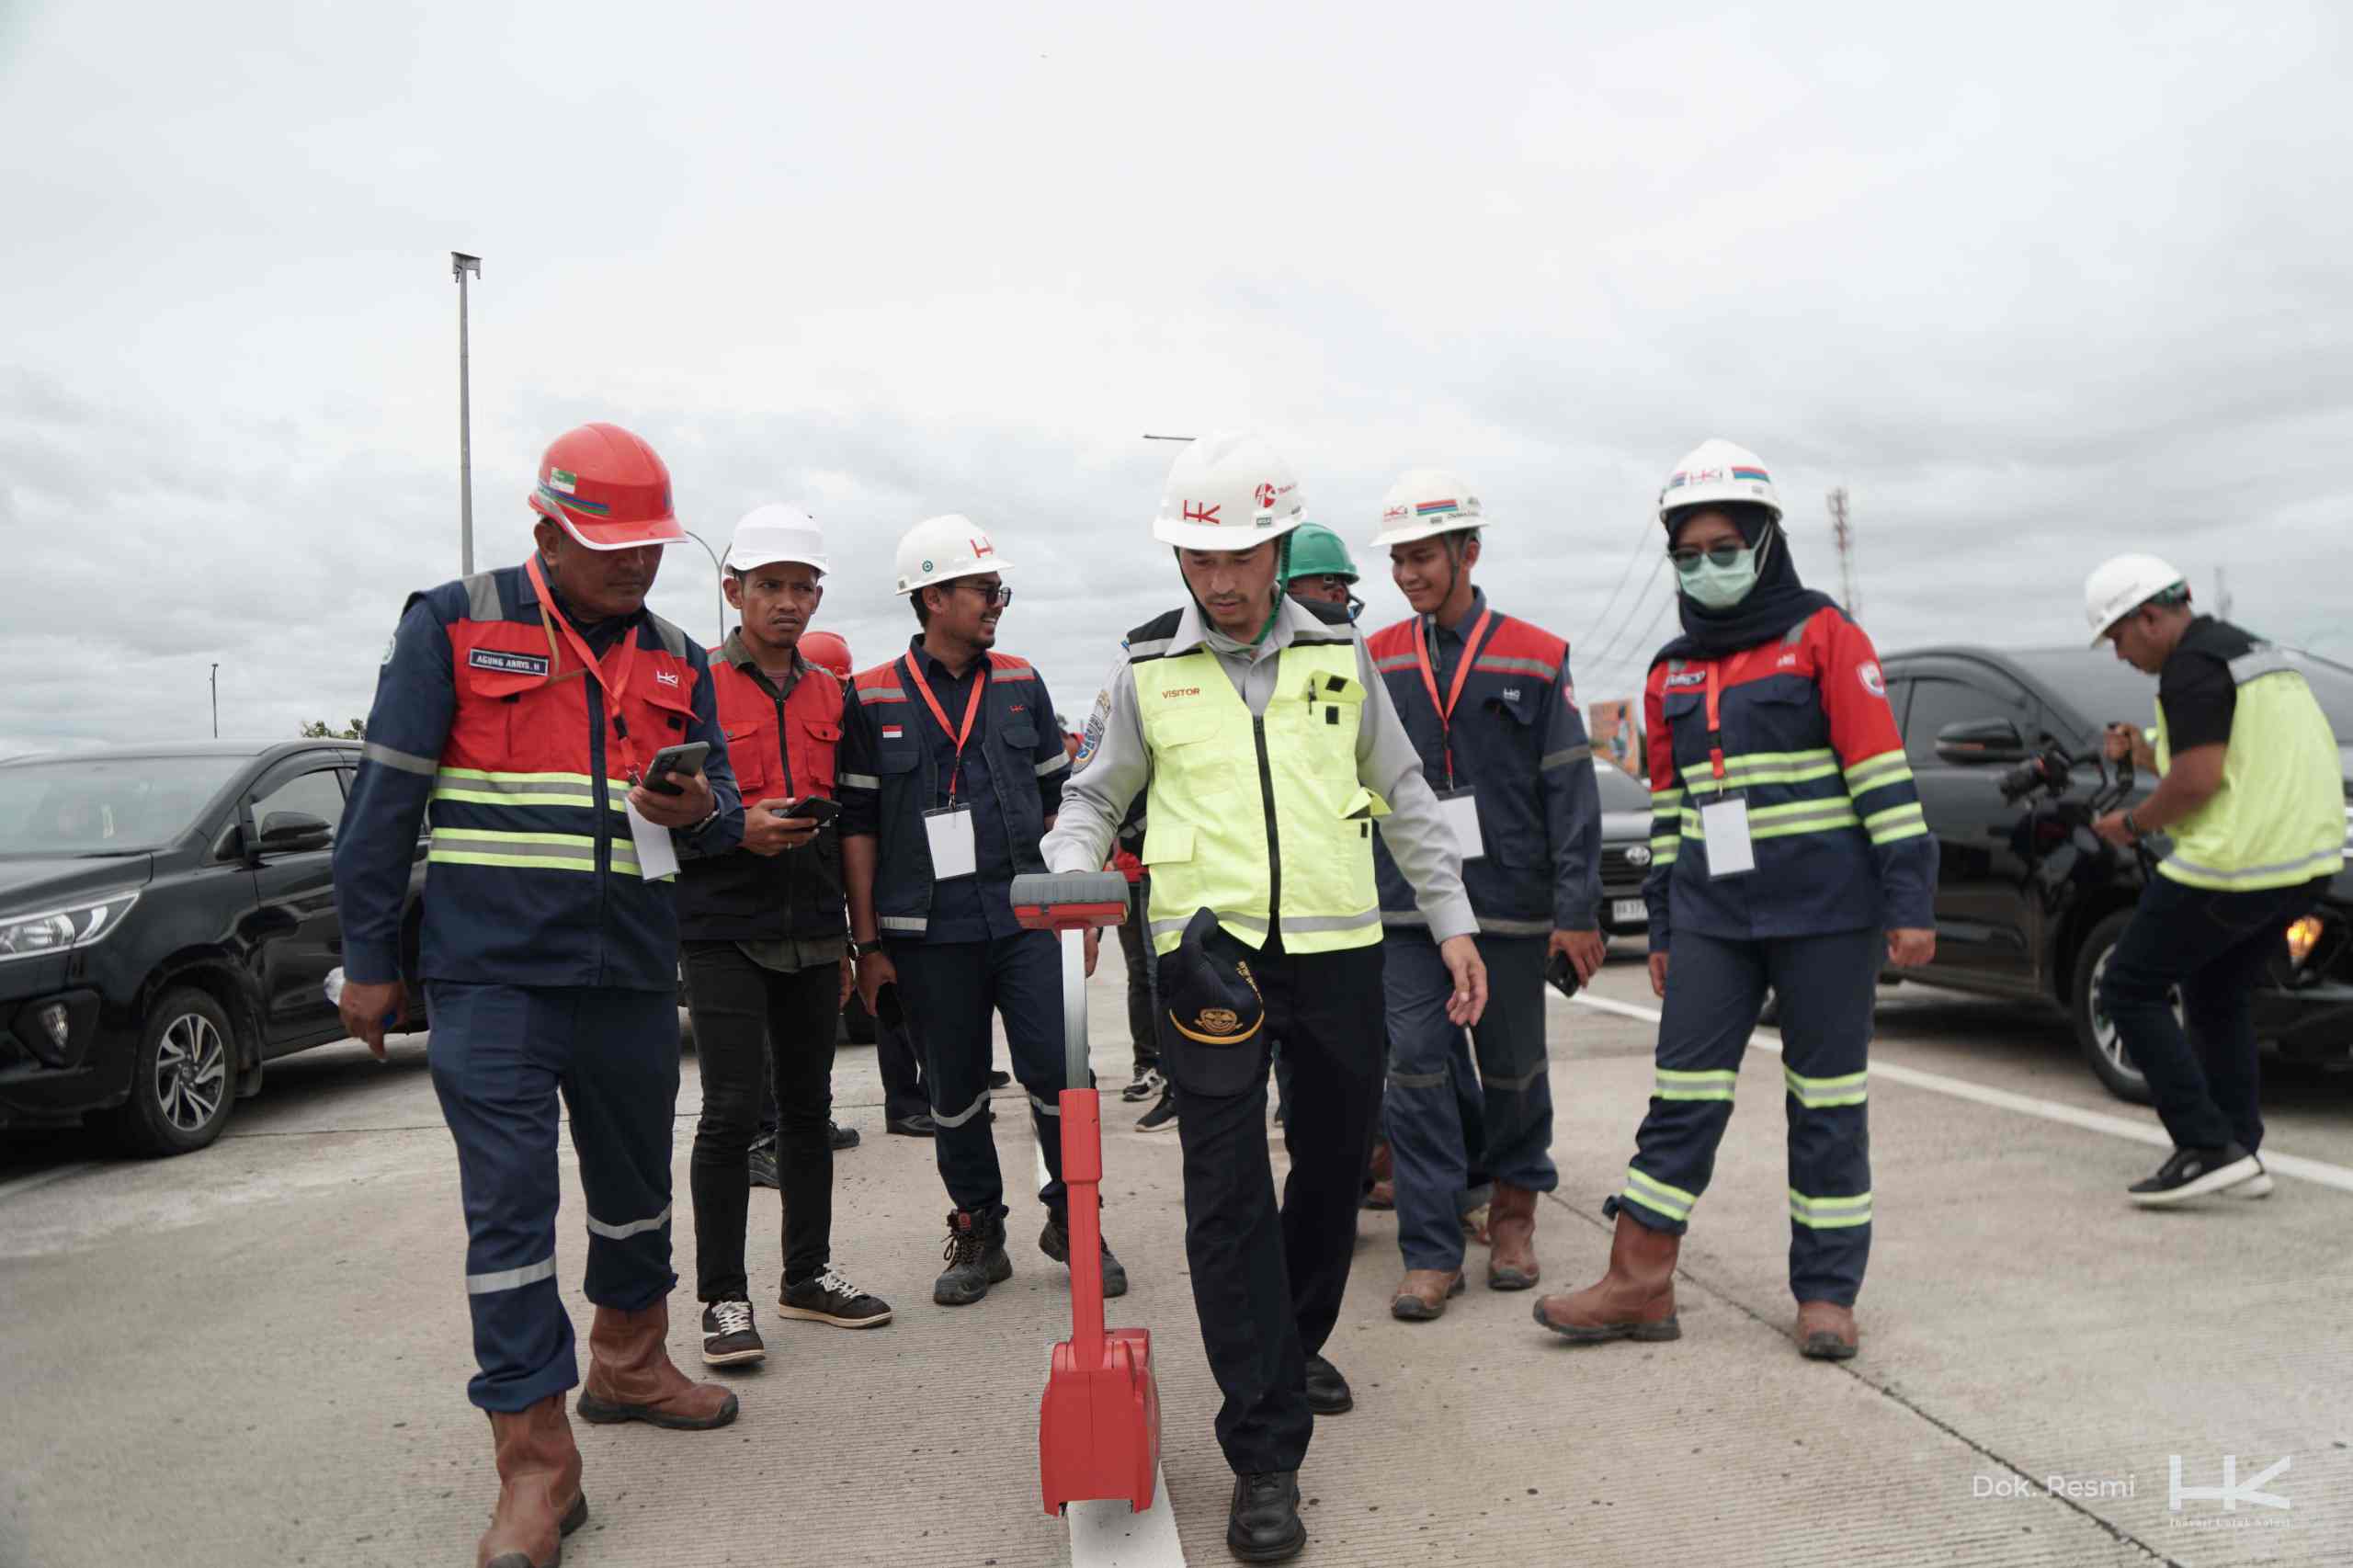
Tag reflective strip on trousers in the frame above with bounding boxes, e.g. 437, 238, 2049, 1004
1485, 1059, 1549, 1093
1784, 1065, 1868, 1108
466, 1256, 557, 1295
1655, 1067, 1736, 1102
1621, 1166, 1696, 1221
932, 1088, 992, 1129
584, 1202, 672, 1241
1028, 1093, 1062, 1118
1789, 1189, 1873, 1229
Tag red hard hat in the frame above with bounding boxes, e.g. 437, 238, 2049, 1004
800, 630, 852, 679
527, 423, 688, 551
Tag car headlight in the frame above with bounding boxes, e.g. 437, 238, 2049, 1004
2285, 915, 2323, 970
0, 891, 142, 963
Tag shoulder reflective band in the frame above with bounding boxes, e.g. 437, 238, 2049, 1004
526, 552, 647, 780
1412, 607, 1495, 788
901, 653, 987, 801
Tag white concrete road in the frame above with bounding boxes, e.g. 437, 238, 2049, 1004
2, 946, 2349, 1568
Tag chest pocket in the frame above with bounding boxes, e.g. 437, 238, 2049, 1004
1484, 683, 1546, 748
793, 716, 842, 799
1302, 671, 1365, 764
723, 710, 778, 800
455, 656, 564, 763
1152, 707, 1240, 800
1725, 676, 1826, 761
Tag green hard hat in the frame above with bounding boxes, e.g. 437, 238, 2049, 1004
1282, 522, 1358, 584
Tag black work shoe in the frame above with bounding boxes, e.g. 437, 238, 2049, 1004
1040, 1215, 1130, 1298
746, 1135, 780, 1191
2129, 1142, 2260, 1208
1120, 1067, 1165, 1104
988, 1068, 1012, 1090
1135, 1084, 1179, 1134
778, 1267, 893, 1329
1303, 1354, 1352, 1415
829, 1119, 860, 1151
1227, 1471, 1305, 1562
700, 1300, 766, 1367
934, 1210, 1013, 1307
886, 1112, 938, 1138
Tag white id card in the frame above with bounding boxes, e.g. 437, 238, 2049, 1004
924, 805, 978, 880
625, 801, 682, 882
1699, 794, 1756, 879
1437, 789, 1485, 863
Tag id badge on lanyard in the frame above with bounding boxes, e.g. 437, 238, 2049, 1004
1415, 608, 1495, 863
904, 653, 986, 881
1436, 788, 1485, 863
1698, 659, 1756, 879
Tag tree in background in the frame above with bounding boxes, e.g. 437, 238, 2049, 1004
299, 719, 368, 740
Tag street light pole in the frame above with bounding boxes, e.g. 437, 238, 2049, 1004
680, 530, 729, 648
210, 664, 220, 739
452, 252, 482, 576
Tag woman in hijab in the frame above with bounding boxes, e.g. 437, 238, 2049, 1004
1533, 439, 1938, 1361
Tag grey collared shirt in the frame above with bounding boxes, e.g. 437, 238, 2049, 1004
1043, 597, 1475, 942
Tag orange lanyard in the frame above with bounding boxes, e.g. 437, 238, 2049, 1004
1702, 654, 1733, 782
902, 652, 987, 801
526, 553, 647, 780
1412, 608, 1493, 789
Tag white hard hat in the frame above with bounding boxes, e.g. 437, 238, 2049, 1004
723, 505, 828, 574
1658, 437, 1784, 527
2084, 553, 2188, 646
1371, 466, 1487, 548
894, 514, 1010, 596
1151, 431, 1308, 551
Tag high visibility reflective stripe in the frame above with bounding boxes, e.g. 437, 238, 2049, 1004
1655, 1067, 1737, 1101
1477, 915, 1552, 937
1789, 1189, 1873, 1228
467, 1256, 557, 1295
1152, 912, 1269, 942
1540, 744, 1593, 771
1472, 654, 1559, 678
1126, 637, 1176, 661
2228, 648, 2295, 685
878, 915, 928, 933
1651, 788, 1686, 810
1684, 748, 1840, 793
1679, 801, 1860, 840
1035, 752, 1071, 778
932, 1088, 991, 1129
1279, 909, 1382, 936
428, 828, 603, 872
433, 768, 627, 812
364, 742, 439, 777
989, 666, 1036, 683
1027, 1093, 1063, 1118
1649, 835, 1681, 863
1373, 654, 1420, 674
840, 772, 882, 790
858, 686, 908, 703
1864, 802, 1928, 845
1784, 1066, 1868, 1108
2163, 846, 2345, 889
1486, 1060, 1549, 1092
585, 1203, 671, 1241
1621, 1167, 1696, 1221
1843, 750, 1914, 793
1390, 1069, 1447, 1089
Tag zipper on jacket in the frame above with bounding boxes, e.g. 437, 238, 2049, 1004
1254, 715, 1281, 929
774, 686, 796, 931
593, 687, 614, 986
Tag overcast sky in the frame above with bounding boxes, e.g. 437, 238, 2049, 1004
4, 1, 2347, 756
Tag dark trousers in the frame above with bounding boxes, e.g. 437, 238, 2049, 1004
1163, 931, 1385, 1476
1383, 930, 1553, 1271
1118, 874, 1160, 1073
426, 982, 678, 1413
873, 1006, 930, 1121
886, 931, 1070, 1219
1612, 927, 1878, 1306
683, 943, 840, 1300
2098, 873, 2328, 1153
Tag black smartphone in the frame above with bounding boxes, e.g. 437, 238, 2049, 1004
1544, 948, 1582, 1001
779, 795, 841, 826
640, 741, 710, 797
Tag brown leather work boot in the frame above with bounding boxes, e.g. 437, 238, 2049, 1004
1796, 1301, 1859, 1360
1391, 1267, 1466, 1321
1362, 1140, 1394, 1210
1532, 1210, 1680, 1343
478, 1393, 585, 1568
1486, 1183, 1540, 1290
576, 1301, 741, 1430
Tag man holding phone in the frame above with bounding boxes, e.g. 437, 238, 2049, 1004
678, 508, 892, 1369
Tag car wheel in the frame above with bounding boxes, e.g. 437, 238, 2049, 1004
2071, 911, 2159, 1105
113, 987, 240, 1155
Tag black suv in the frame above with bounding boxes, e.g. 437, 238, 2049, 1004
1594, 761, 1657, 939
1880, 645, 2353, 1101
0, 741, 427, 1153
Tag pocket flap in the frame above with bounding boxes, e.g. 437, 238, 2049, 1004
1154, 710, 1222, 747
1307, 672, 1365, 704
798, 718, 842, 744
1339, 787, 1392, 822
1142, 823, 1197, 865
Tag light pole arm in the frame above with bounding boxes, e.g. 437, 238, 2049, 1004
681, 530, 728, 650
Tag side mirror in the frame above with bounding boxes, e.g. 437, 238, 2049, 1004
256, 811, 333, 856
1935, 717, 2029, 767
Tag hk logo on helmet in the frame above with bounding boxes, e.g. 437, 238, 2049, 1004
1183, 502, 1222, 525
1255, 483, 1279, 509
971, 537, 995, 557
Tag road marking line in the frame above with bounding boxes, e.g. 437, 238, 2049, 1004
1068, 1461, 1185, 1567
0, 1161, 97, 1204
1563, 991, 2353, 1196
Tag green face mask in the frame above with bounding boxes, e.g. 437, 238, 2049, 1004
1677, 547, 1759, 609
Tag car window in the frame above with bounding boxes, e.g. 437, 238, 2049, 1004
1593, 764, 1650, 812
1903, 676, 2032, 766
251, 767, 347, 843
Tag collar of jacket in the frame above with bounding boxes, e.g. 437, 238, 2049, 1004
519, 555, 640, 649
1419, 585, 1489, 648
721, 628, 806, 693
1169, 595, 1353, 663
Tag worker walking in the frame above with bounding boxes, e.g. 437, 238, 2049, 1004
334, 423, 745, 1568
2084, 554, 2344, 1205
679, 508, 891, 1372
1046, 432, 1485, 1563
838, 517, 1130, 1307
1534, 439, 1938, 1363
1368, 469, 1603, 1319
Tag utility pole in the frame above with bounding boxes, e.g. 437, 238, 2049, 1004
452, 252, 482, 575
1826, 487, 1859, 619
210, 663, 220, 739
680, 530, 729, 648
2215, 564, 2234, 621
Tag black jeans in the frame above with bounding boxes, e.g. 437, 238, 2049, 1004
2099, 873, 2329, 1153
1117, 875, 1160, 1074
1163, 930, 1385, 1476
684, 943, 841, 1300
873, 1005, 930, 1122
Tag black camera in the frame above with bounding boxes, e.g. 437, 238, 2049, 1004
1997, 749, 2072, 803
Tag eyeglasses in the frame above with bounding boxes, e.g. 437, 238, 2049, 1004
956, 582, 1014, 608
1669, 542, 1747, 573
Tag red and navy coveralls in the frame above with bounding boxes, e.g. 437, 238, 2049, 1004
836, 641, 1074, 1223
1369, 591, 1601, 1273
1619, 606, 1934, 1305
334, 562, 741, 1411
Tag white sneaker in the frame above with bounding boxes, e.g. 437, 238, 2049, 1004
2229, 1162, 2275, 1199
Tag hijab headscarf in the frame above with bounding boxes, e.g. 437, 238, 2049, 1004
1653, 503, 1838, 665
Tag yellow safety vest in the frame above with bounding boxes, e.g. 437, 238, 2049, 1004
1133, 638, 1390, 956
2154, 647, 2346, 892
